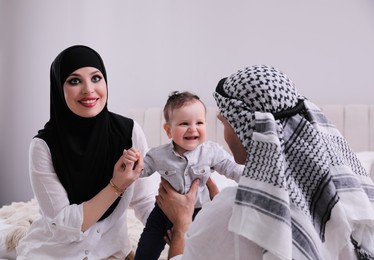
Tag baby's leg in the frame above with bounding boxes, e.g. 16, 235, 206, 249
134, 204, 172, 260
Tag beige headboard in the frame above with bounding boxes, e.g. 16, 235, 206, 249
126, 105, 374, 153
318, 105, 374, 152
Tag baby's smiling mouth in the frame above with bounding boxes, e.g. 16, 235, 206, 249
184, 136, 198, 140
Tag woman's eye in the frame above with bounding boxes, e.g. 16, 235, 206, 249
67, 78, 80, 85
92, 75, 102, 83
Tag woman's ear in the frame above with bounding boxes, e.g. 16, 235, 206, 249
163, 123, 172, 139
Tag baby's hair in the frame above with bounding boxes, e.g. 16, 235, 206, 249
163, 91, 206, 123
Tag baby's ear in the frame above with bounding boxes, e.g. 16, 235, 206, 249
163, 123, 172, 139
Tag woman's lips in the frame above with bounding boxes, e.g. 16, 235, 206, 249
79, 98, 98, 107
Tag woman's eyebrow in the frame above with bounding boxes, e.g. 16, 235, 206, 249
90, 70, 101, 75
67, 73, 81, 78
68, 70, 101, 77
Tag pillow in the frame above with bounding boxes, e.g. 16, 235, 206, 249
356, 151, 374, 181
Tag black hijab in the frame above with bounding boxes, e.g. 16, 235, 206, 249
36, 45, 134, 220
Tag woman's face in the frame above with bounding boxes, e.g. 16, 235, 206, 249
217, 113, 247, 164
63, 67, 107, 118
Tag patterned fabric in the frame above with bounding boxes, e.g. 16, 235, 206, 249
213, 65, 374, 259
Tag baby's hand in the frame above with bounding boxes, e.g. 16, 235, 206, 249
206, 177, 219, 200
112, 147, 144, 191
123, 147, 141, 166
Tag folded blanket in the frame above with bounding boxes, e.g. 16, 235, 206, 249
0, 198, 40, 251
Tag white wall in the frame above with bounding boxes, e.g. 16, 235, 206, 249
1, 0, 374, 206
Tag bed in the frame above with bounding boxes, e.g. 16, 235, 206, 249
1, 104, 374, 260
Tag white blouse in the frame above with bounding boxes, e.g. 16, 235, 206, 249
16, 122, 157, 260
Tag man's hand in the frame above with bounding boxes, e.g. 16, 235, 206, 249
156, 178, 200, 259
156, 178, 199, 231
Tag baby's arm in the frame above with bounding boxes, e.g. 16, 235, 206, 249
211, 143, 244, 183
206, 177, 219, 200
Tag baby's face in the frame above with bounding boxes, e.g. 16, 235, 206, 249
164, 100, 207, 156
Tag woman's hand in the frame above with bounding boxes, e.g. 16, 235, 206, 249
82, 149, 143, 231
111, 148, 144, 191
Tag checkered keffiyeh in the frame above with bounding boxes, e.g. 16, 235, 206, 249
214, 65, 374, 259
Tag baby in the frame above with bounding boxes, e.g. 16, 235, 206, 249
125, 91, 243, 260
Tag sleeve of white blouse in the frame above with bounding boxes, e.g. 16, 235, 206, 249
129, 121, 158, 224
29, 138, 83, 240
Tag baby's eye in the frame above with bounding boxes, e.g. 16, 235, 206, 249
67, 78, 80, 85
92, 75, 102, 83
180, 122, 189, 126
197, 121, 205, 125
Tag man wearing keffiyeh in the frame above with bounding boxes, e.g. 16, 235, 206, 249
156, 65, 374, 260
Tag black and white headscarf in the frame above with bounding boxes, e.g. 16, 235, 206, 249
214, 65, 374, 259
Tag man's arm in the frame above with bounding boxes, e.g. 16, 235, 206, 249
156, 178, 199, 259
167, 229, 187, 259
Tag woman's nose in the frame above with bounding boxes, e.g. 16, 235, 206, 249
82, 82, 94, 94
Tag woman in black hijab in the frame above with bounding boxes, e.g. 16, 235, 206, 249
17, 45, 155, 259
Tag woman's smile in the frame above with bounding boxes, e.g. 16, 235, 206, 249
79, 97, 99, 107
